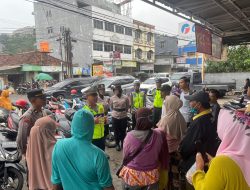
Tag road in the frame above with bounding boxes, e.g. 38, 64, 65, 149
4, 94, 234, 189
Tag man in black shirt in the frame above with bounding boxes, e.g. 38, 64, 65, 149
209, 89, 221, 128
179, 91, 218, 173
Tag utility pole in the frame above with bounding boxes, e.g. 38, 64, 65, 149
62, 28, 76, 78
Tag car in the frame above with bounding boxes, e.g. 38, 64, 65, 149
131, 72, 150, 82
151, 72, 170, 78
44, 77, 100, 100
81, 76, 136, 97
140, 77, 172, 96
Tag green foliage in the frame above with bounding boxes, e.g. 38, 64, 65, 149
206, 45, 250, 73
0, 34, 36, 54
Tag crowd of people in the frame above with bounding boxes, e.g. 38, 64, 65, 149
0, 76, 250, 190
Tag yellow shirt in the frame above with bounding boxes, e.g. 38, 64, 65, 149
193, 155, 250, 190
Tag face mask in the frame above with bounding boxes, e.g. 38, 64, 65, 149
190, 103, 199, 115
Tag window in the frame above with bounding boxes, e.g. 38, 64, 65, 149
104, 42, 113, 52
115, 25, 124, 34
46, 10, 52, 17
114, 44, 123, 53
125, 27, 132, 36
160, 41, 165, 48
77, 1, 88, 8
147, 50, 153, 60
94, 19, 103, 29
147, 32, 153, 42
135, 49, 142, 59
135, 29, 141, 40
105, 22, 114, 32
47, 27, 53, 34
93, 40, 103, 51
124, 45, 131, 54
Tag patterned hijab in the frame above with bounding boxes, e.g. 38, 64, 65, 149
217, 109, 250, 186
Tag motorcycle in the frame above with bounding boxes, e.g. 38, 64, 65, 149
0, 141, 25, 190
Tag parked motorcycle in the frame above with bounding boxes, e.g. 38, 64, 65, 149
0, 141, 25, 190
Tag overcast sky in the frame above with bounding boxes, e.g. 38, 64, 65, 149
0, 0, 185, 34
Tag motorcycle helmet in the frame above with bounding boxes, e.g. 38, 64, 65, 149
15, 99, 29, 109
71, 89, 77, 95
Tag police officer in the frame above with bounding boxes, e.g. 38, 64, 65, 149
153, 78, 163, 127
130, 80, 146, 129
110, 85, 129, 151
83, 90, 106, 151
17, 89, 47, 155
97, 84, 110, 138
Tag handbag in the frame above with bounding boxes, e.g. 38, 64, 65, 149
116, 129, 153, 177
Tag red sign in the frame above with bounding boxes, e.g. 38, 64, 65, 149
39, 41, 50, 52
113, 51, 121, 59
195, 24, 212, 55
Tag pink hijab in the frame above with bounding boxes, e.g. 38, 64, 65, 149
217, 109, 250, 186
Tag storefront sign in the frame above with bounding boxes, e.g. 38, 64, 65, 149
103, 61, 113, 77
195, 24, 212, 55
122, 61, 137, 67
212, 34, 222, 59
176, 57, 186, 64
39, 41, 50, 53
41, 66, 62, 72
140, 64, 154, 71
22, 64, 41, 71
92, 65, 104, 77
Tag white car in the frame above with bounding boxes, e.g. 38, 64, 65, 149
140, 77, 172, 96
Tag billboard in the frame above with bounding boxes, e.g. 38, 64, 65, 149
178, 21, 196, 41
212, 34, 222, 59
92, 64, 104, 77
39, 41, 50, 52
195, 24, 212, 55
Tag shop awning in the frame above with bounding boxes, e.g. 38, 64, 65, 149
0, 65, 21, 71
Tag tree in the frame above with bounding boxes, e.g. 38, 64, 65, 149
0, 34, 36, 54
206, 45, 250, 73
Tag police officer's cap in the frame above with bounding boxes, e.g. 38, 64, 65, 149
112, 85, 122, 90
155, 78, 162, 83
27, 89, 45, 99
97, 84, 105, 90
134, 80, 140, 85
86, 89, 98, 97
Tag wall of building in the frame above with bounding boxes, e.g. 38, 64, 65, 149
205, 72, 250, 90
155, 34, 178, 56
92, 6, 133, 62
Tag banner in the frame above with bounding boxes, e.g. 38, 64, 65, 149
195, 24, 212, 55
212, 34, 222, 59
140, 64, 154, 71
92, 65, 103, 77
103, 61, 113, 77
41, 66, 62, 72
39, 41, 50, 52
122, 61, 136, 67
178, 21, 196, 41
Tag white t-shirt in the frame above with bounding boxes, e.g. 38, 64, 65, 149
180, 91, 192, 123
161, 100, 166, 118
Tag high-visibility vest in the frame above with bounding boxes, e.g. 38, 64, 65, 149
83, 103, 105, 139
153, 89, 163, 108
132, 91, 145, 109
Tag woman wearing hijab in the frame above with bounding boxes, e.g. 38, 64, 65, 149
51, 109, 114, 190
119, 108, 169, 190
157, 95, 186, 153
0, 90, 12, 110
192, 109, 250, 190
26, 116, 57, 190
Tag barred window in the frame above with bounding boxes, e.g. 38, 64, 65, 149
135, 29, 141, 40
94, 20, 103, 29
93, 40, 103, 51
147, 50, 153, 60
124, 45, 131, 54
125, 27, 132, 36
114, 44, 123, 53
104, 42, 113, 52
105, 22, 114, 32
135, 49, 142, 59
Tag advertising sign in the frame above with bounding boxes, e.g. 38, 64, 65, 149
195, 24, 212, 55
178, 21, 196, 41
39, 41, 50, 53
122, 61, 137, 67
41, 66, 62, 72
92, 64, 104, 77
103, 61, 113, 77
176, 57, 186, 64
212, 34, 222, 59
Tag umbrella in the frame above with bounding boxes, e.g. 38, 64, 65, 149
35, 73, 53, 81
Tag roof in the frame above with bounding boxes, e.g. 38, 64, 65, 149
143, 0, 250, 45
0, 51, 64, 67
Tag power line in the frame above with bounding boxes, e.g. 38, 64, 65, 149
24, 0, 192, 41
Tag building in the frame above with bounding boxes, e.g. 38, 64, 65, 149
34, 0, 135, 74
12, 26, 35, 36
0, 51, 64, 87
133, 20, 155, 72
176, 41, 203, 71
155, 34, 178, 73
